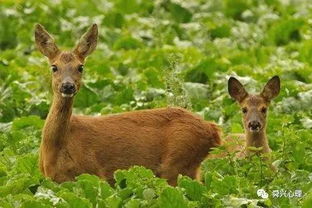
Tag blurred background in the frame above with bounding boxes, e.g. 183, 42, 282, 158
0, 0, 312, 207
1, 0, 312, 123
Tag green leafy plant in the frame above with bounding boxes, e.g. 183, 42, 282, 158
0, 0, 311, 207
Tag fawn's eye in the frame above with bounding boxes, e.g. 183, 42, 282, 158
261, 107, 267, 114
242, 107, 248, 114
51, 65, 58, 73
78, 65, 84, 73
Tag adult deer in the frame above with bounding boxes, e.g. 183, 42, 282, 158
35, 24, 221, 186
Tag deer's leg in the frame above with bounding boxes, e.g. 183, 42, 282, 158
159, 162, 180, 186
95, 168, 115, 185
159, 144, 202, 186
160, 128, 206, 185
195, 166, 202, 182
159, 157, 200, 186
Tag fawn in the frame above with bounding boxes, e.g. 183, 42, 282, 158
35, 24, 221, 186
196, 76, 280, 180
226, 76, 280, 159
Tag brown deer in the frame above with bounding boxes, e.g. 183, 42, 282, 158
227, 76, 280, 159
197, 76, 280, 180
35, 24, 221, 186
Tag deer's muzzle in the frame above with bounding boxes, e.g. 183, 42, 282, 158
248, 120, 261, 132
60, 82, 76, 97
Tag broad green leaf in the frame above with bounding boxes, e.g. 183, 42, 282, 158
104, 194, 122, 208
57, 191, 92, 208
12, 116, 43, 130
158, 187, 188, 208
178, 176, 206, 201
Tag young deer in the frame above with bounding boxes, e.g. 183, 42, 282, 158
35, 24, 221, 186
227, 76, 280, 159
196, 76, 279, 180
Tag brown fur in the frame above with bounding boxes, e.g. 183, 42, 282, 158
35, 24, 221, 186
226, 76, 280, 158
197, 77, 280, 181
59, 52, 75, 63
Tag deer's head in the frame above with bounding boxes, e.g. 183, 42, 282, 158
35, 24, 98, 98
228, 76, 280, 134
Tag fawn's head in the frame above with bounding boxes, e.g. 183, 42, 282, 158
228, 76, 280, 134
35, 24, 98, 98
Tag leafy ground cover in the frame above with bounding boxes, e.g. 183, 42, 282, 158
0, 0, 312, 207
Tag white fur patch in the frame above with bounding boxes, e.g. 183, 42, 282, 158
61, 93, 74, 98
249, 126, 260, 132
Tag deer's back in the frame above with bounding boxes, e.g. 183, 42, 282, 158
46, 107, 221, 183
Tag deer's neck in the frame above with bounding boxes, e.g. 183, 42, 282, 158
245, 130, 270, 154
42, 95, 73, 147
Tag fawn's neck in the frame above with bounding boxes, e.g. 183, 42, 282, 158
42, 95, 73, 147
245, 129, 270, 154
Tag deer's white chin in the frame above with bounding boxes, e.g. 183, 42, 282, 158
249, 127, 261, 133
61, 93, 74, 98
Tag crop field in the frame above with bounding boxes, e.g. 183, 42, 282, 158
0, 0, 312, 207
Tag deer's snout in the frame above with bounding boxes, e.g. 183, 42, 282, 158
60, 82, 76, 97
248, 120, 261, 132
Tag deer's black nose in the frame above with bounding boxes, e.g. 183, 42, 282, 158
60, 82, 76, 94
248, 121, 261, 131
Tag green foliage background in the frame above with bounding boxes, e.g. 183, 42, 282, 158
0, 0, 312, 207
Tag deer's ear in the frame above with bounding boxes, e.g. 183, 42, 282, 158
73, 24, 98, 60
261, 76, 280, 101
228, 77, 248, 103
35, 24, 59, 59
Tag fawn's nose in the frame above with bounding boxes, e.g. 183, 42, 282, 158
60, 82, 76, 95
248, 120, 261, 131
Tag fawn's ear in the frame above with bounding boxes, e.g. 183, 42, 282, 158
228, 77, 248, 103
73, 24, 98, 60
261, 76, 280, 101
35, 24, 60, 59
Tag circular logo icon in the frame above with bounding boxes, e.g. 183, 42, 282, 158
257, 189, 269, 199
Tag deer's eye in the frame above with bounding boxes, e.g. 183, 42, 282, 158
242, 107, 248, 114
78, 65, 84, 73
51, 65, 58, 73
261, 107, 267, 114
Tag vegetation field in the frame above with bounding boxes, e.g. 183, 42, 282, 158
0, 0, 312, 207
